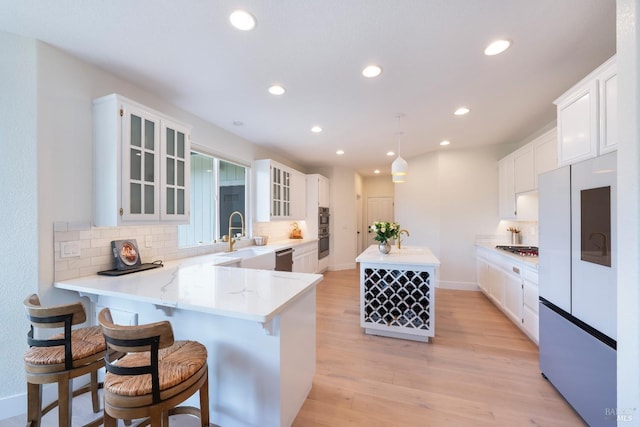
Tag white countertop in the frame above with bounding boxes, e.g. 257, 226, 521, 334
476, 243, 539, 267
356, 245, 440, 267
54, 251, 323, 323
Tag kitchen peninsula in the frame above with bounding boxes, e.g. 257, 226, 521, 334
54, 254, 323, 427
356, 245, 440, 342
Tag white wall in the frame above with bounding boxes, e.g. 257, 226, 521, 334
0, 35, 306, 416
395, 145, 508, 289
0, 31, 38, 411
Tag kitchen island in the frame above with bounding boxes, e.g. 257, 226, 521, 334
356, 245, 440, 342
54, 254, 323, 427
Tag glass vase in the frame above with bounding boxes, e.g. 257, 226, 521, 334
378, 241, 391, 254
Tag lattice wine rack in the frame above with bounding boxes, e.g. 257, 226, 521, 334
360, 265, 434, 341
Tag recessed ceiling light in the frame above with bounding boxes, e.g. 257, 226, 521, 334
362, 65, 382, 78
311, 126, 323, 133
454, 107, 470, 116
336, 150, 345, 155
374, 169, 381, 174
440, 140, 451, 146
386, 151, 395, 156
229, 10, 256, 31
484, 39, 511, 56
268, 85, 286, 95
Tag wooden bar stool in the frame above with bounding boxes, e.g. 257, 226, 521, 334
23, 294, 105, 427
98, 308, 210, 426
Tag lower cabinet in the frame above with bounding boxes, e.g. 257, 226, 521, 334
293, 242, 319, 274
476, 246, 539, 344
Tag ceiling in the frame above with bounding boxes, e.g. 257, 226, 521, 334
0, 0, 616, 176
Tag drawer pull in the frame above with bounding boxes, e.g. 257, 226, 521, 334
512, 266, 520, 274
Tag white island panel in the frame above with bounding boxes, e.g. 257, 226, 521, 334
356, 245, 440, 342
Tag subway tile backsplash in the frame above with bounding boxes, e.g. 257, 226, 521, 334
53, 221, 252, 281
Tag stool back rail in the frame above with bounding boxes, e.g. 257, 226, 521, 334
23, 294, 105, 427
98, 308, 210, 426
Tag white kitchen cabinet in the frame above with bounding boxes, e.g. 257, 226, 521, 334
514, 145, 535, 194
502, 265, 523, 325
318, 175, 330, 207
533, 128, 557, 187
488, 263, 503, 307
598, 61, 617, 154
555, 55, 616, 166
476, 253, 490, 294
291, 170, 307, 220
254, 159, 306, 221
498, 154, 517, 220
93, 94, 191, 226
522, 265, 539, 344
292, 241, 319, 274
306, 174, 330, 209
499, 128, 557, 220
476, 246, 539, 345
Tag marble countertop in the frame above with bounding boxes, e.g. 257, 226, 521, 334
356, 245, 440, 267
54, 251, 323, 323
476, 243, 539, 267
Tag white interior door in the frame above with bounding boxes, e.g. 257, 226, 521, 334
366, 196, 394, 246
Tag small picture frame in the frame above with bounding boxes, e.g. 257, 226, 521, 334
111, 239, 142, 270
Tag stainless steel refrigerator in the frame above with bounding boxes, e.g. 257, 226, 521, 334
538, 151, 617, 426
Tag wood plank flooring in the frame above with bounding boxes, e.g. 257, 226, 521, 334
292, 269, 584, 427
1, 268, 584, 426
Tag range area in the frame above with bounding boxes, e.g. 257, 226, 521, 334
495, 245, 539, 257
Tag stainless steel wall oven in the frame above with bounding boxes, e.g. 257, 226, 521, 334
318, 207, 330, 259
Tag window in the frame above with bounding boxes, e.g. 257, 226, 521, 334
178, 151, 248, 247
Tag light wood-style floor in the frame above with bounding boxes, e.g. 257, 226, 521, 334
293, 269, 584, 427
2, 269, 584, 426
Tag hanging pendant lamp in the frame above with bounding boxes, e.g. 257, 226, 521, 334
391, 115, 408, 183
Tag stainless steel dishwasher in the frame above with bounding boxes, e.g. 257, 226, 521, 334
275, 248, 293, 272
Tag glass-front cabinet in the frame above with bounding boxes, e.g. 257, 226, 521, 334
254, 159, 305, 221
122, 105, 160, 222
271, 165, 291, 218
93, 94, 191, 226
161, 120, 190, 222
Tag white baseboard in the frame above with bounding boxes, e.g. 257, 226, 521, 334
437, 280, 479, 291
328, 262, 356, 271
0, 376, 93, 421
0, 392, 25, 420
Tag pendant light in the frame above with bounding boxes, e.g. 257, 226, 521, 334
391, 114, 408, 183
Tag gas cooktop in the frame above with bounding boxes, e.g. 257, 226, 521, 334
495, 245, 539, 257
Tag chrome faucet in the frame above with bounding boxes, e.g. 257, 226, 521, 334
227, 211, 245, 252
397, 229, 410, 249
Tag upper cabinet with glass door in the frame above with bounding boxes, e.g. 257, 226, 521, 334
93, 94, 191, 226
160, 119, 190, 222
254, 159, 306, 221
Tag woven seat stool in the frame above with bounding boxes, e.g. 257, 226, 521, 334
23, 294, 105, 427
98, 307, 210, 427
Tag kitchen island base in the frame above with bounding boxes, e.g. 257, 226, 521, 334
356, 246, 440, 343
81, 290, 315, 427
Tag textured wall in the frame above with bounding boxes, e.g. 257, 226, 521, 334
0, 32, 38, 408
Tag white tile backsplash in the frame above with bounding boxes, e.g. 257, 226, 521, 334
53, 222, 256, 281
